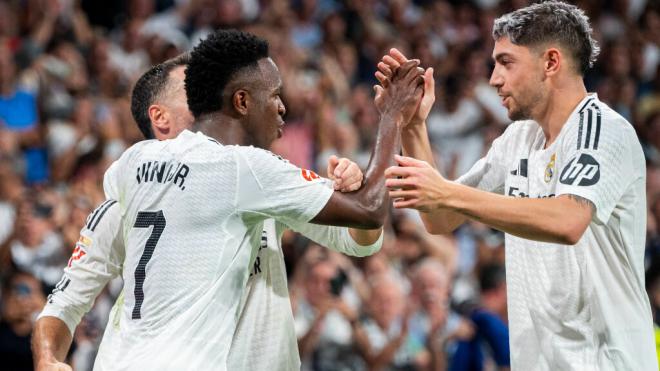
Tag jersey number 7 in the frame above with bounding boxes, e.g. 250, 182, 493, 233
132, 210, 166, 319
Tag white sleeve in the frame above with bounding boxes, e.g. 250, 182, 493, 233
555, 113, 640, 224
103, 159, 121, 200
285, 220, 383, 257
455, 123, 515, 194
39, 200, 124, 335
234, 147, 334, 226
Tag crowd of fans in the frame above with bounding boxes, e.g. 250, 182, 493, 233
0, 0, 658, 370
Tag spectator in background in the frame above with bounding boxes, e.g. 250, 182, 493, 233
0, 41, 45, 184
408, 258, 474, 370
1, 198, 67, 290
0, 269, 47, 371
452, 263, 510, 371
294, 252, 364, 371
354, 274, 426, 370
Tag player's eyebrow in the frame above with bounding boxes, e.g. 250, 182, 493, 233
493, 52, 513, 63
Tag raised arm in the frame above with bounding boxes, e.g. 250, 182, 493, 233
310, 60, 424, 229
377, 48, 467, 234
326, 155, 382, 245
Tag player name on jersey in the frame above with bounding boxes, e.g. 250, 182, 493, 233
136, 160, 190, 190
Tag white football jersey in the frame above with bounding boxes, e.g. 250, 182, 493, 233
227, 219, 381, 371
457, 95, 656, 371
39, 200, 124, 335
38, 133, 381, 370
97, 130, 334, 370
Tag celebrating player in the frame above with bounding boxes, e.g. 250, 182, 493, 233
381, 2, 656, 370
33, 49, 386, 370
35, 29, 422, 370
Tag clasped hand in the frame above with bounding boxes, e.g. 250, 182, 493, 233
385, 155, 453, 212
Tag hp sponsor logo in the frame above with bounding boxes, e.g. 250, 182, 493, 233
559, 153, 600, 186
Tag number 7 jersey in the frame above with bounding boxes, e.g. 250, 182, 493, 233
99, 130, 333, 370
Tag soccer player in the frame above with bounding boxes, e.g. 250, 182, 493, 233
33, 53, 383, 370
35, 29, 422, 370
382, 2, 656, 370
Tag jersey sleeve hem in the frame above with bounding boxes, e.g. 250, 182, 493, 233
302, 184, 334, 223
554, 188, 608, 225
37, 307, 78, 336
340, 227, 383, 257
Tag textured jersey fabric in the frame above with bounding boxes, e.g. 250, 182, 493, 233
38, 200, 123, 335
457, 95, 656, 371
39, 131, 382, 370
228, 218, 382, 371
95, 130, 334, 370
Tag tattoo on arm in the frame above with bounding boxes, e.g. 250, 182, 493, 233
567, 194, 595, 215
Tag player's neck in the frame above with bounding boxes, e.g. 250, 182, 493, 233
193, 113, 249, 145
536, 78, 587, 148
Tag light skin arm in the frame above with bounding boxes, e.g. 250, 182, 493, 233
385, 155, 593, 245
327, 155, 382, 245
33, 201, 122, 371
32, 317, 74, 371
376, 49, 466, 235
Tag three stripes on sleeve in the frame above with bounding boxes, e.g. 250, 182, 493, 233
85, 199, 118, 232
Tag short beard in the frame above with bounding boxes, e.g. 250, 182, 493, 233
508, 86, 544, 121
508, 103, 533, 121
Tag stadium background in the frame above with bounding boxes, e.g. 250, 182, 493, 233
0, 0, 658, 369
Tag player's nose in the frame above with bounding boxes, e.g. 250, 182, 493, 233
489, 69, 503, 88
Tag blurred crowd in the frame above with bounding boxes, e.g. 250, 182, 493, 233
0, 0, 658, 370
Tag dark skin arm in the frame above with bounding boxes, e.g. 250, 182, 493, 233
310, 60, 424, 229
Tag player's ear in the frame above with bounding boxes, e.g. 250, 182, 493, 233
232, 89, 250, 116
149, 104, 170, 136
544, 48, 561, 76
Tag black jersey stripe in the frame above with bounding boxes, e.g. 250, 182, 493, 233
86, 200, 114, 229
591, 103, 602, 150
585, 108, 593, 149
578, 97, 594, 113
90, 200, 118, 231
577, 111, 584, 150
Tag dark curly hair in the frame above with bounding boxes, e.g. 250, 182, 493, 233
185, 29, 269, 118
130, 53, 191, 140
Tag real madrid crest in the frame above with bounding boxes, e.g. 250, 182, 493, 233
544, 153, 556, 183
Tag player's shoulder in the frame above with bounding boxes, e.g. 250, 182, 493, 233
233, 145, 291, 165
563, 96, 637, 151
82, 199, 121, 236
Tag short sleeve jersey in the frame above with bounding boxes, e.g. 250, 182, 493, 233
38, 200, 123, 335
97, 130, 333, 370
456, 95, 656, 371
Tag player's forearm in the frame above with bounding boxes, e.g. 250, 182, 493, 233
348, 228, 383, 246
354, 112, 403, 226
401, 121, 436, 168
312, 114, 402, 229
402, 123, 466, 234
33, 316, 73, 365
445, 184, 590, 244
